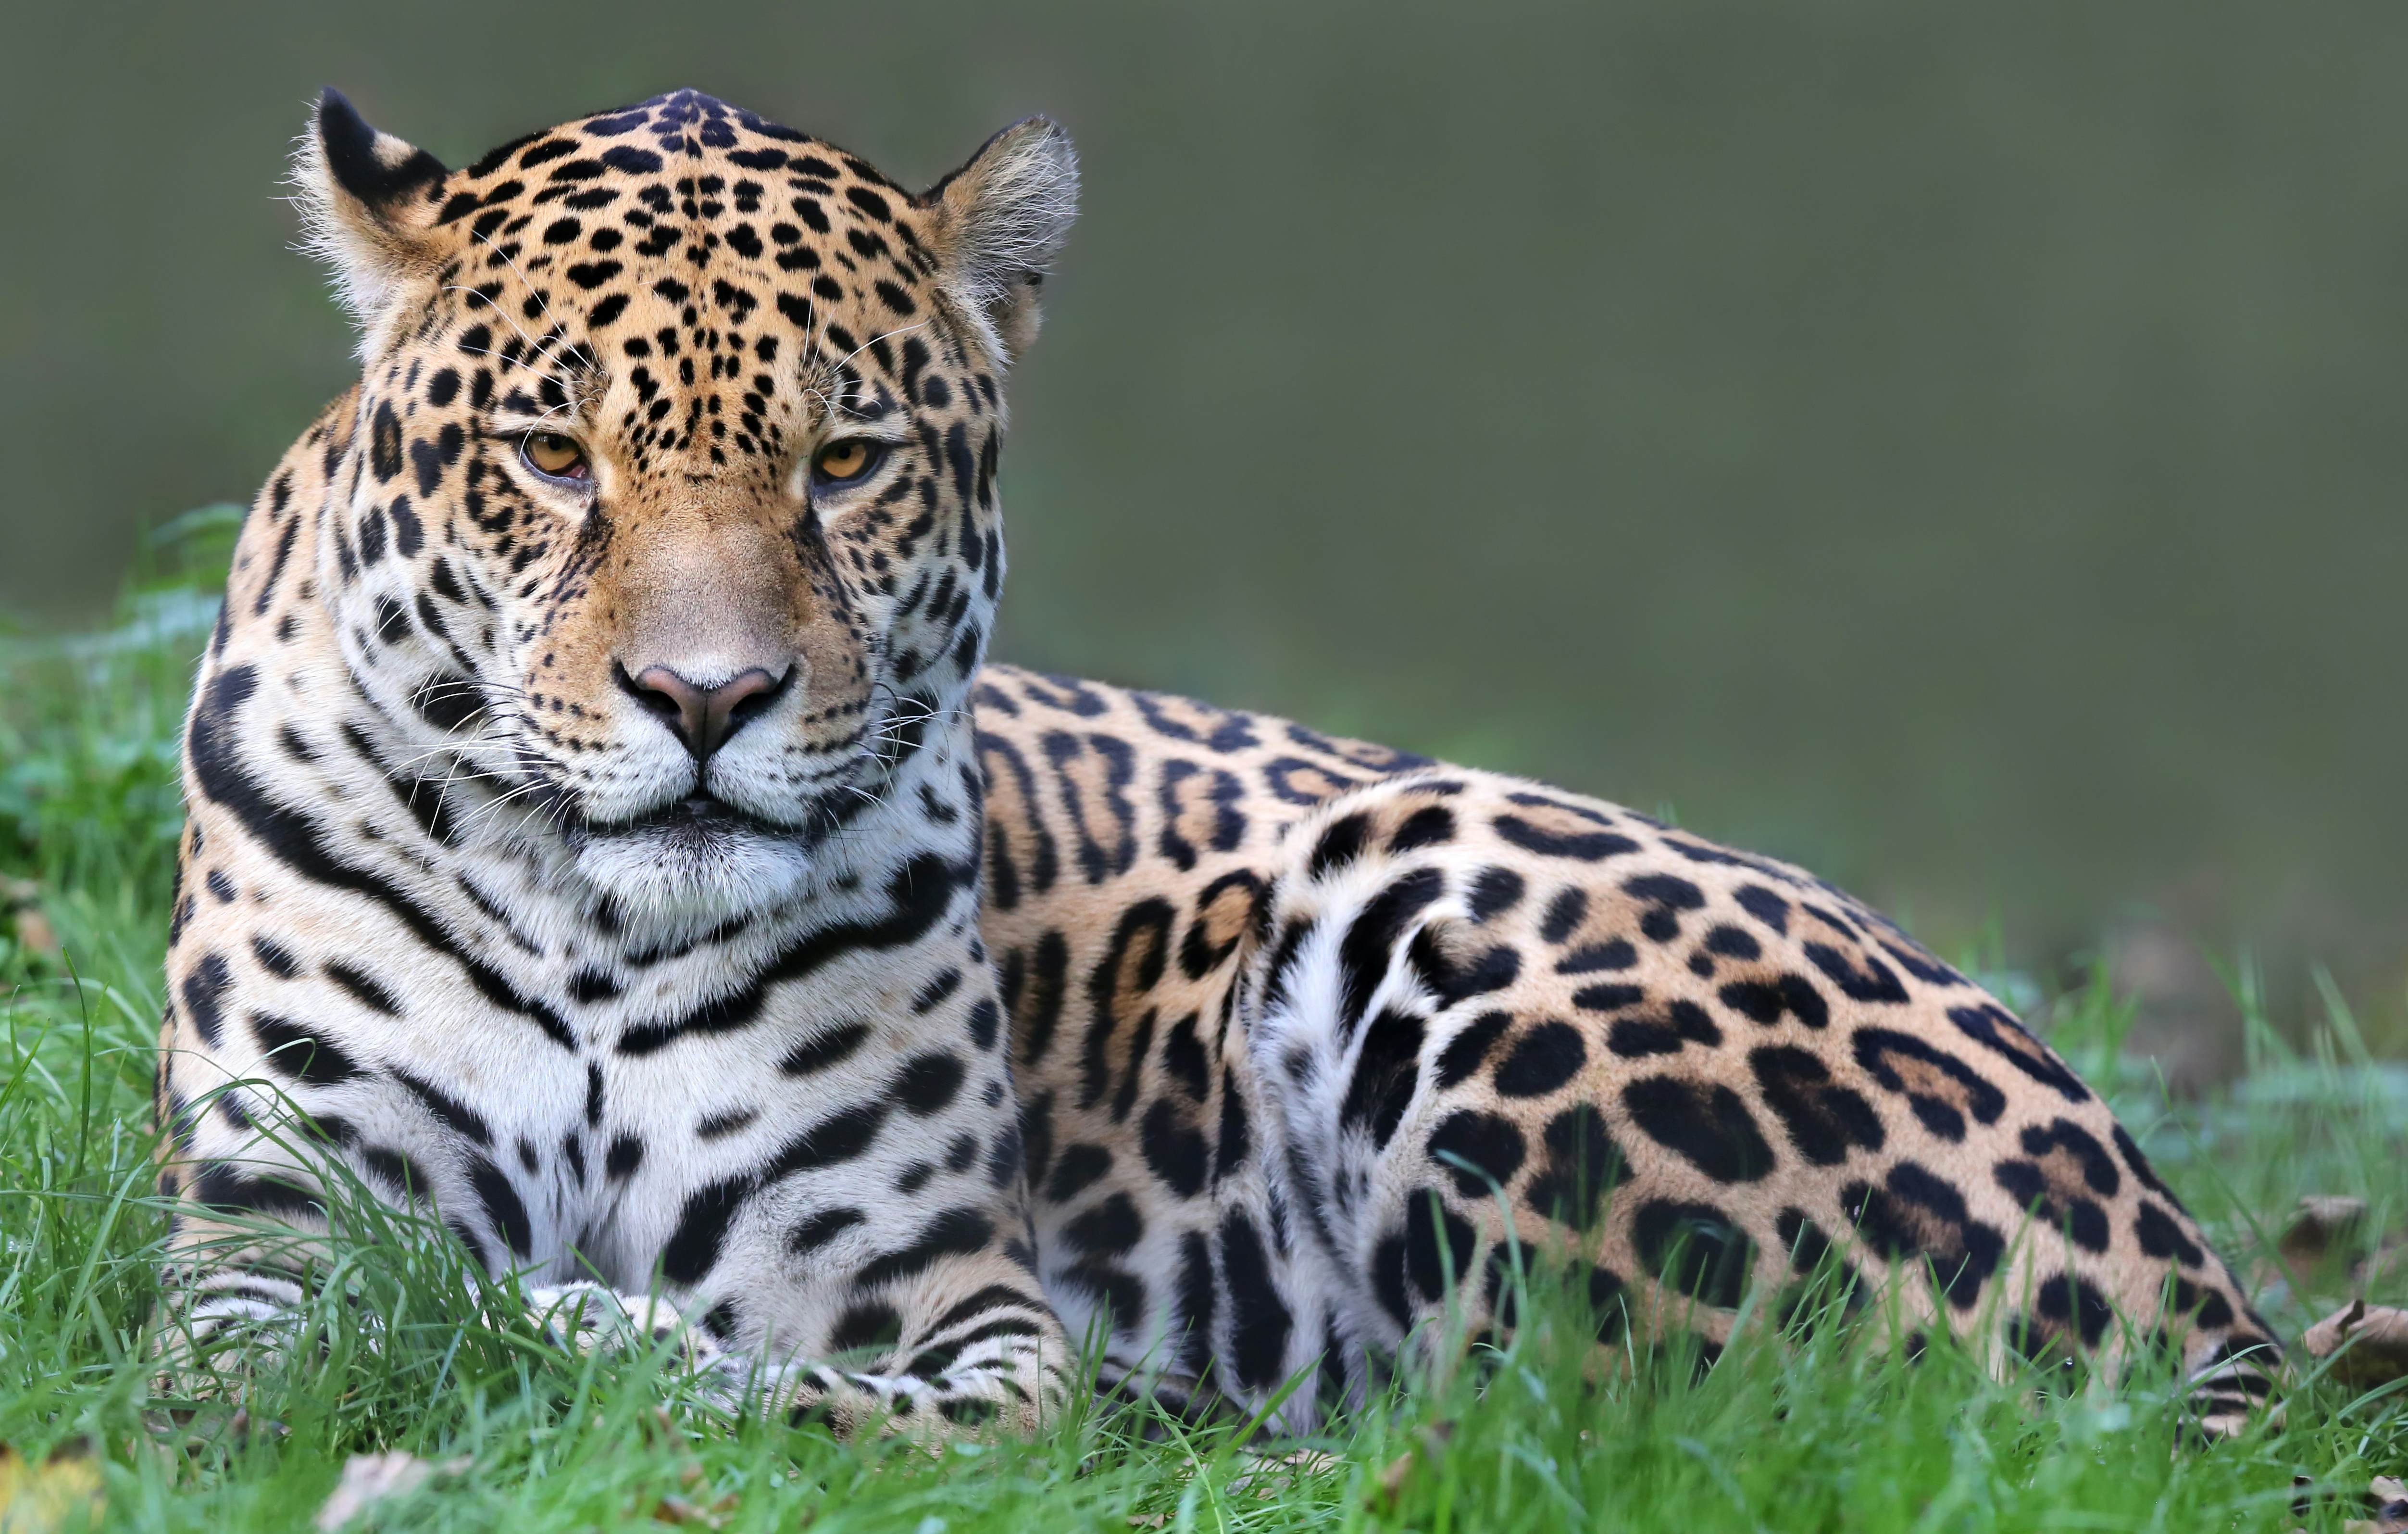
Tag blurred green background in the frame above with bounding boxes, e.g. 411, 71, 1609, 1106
3, 2, 2402, 1050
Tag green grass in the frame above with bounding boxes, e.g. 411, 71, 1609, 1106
2, 533, 2402, 1532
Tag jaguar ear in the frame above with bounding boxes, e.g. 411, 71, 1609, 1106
925, 117, 1080, 369
292, 88, 451, 351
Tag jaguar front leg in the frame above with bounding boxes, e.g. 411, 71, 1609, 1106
596, 918, 1076, 1437
574, 1216, 1069, 1435
741, 1257, 1071, 1436
525, 1282, 731, 1372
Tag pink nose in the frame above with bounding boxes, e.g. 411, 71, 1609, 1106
618, 664, 787, 760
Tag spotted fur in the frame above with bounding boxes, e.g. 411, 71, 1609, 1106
972, 675, 2280, 1431
158, 88, 2276, 1440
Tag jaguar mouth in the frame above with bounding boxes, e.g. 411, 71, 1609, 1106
554, 754, 887, 920
574, 792, 779, 843
563, 787, 827, 922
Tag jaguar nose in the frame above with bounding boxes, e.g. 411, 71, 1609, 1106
616, 662, 790, 761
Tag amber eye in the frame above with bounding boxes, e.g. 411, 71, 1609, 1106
522, 431, 590, 482
812, 439, 886, 486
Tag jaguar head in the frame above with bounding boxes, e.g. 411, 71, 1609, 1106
293, 88, 1075, 923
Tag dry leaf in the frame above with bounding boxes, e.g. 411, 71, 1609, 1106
2282, 1196, 2370, 1266
0, 1443, 104, 1534
1366, 1421, 1456, 1513
2364, 1474, 2408, 1533
651, 1491, 736, 1528
0, 880, 58, 960
11, 907, 58, 958
312, 1451, 468, 1531
2294, 1474, 2408, 1534
225, 1409, 288, 1446
2259, 1194, 2379, 1304
2302, 1300, 2408, 1387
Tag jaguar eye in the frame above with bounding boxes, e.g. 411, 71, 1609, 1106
522, 431, 590, 481
812, 439, 886, 486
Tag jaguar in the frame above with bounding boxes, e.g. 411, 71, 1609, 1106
154, 86, 2277, 1438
